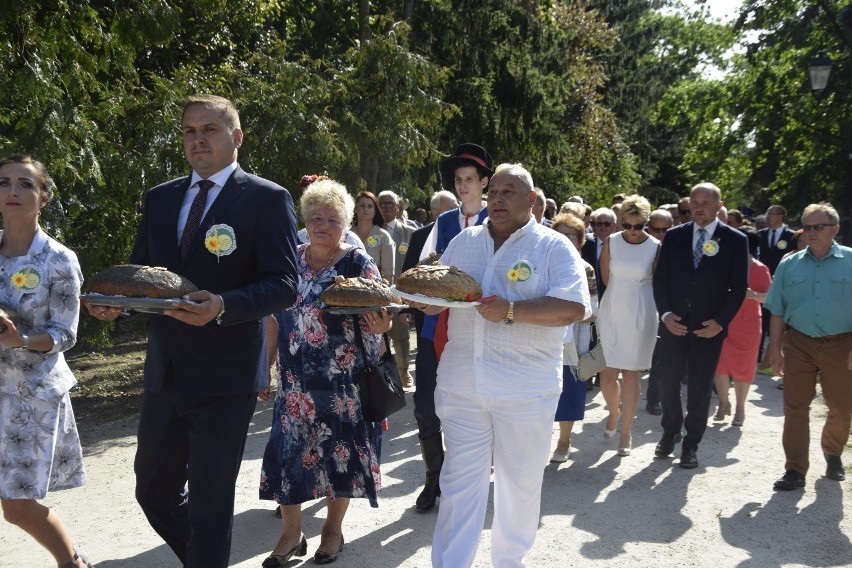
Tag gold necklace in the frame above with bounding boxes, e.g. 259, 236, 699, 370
308, 245, 337, 271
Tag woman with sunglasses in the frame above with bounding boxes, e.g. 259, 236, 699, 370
597, 195, 661, 456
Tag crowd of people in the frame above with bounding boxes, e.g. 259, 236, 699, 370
1, 94, 850, 568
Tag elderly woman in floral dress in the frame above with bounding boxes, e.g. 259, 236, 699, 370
0, 155, 92, 567
259, 178, 392, 567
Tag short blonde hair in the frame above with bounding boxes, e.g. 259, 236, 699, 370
619, 194, 652, 222
559, 202, 585, 218
300, 179, 355, 228
802, 202, 839, 224
183, 95, 241, 132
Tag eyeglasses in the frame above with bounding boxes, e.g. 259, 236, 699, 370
594, 221, 613, 228
801, 223, 837, 232
647, 225, 669, 234
378, 202, 397, 209
678, 209, 690, 215
622, 222, 646, 231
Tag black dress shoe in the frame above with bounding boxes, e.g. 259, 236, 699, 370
654, 432, 682, 457
262, 535, 308, 567
314, 535, 344, 565
679, 447, 698, 469
773, 469, 805, 490
646, 402, 662, 416
825, 455, 846, 481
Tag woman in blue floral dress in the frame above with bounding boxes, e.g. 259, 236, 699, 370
0, 156, 93, 567
260, 178, 392, 567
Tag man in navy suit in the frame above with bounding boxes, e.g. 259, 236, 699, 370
88, 95, 298, 567
756, 205, 796, 367
652, 182, 748, 469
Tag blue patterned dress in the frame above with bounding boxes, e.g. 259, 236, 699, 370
260, 245, 383, 507
0, 229, 85, 500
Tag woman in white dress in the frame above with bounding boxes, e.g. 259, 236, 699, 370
597, 195, 660, 456
0, 155, 92, 567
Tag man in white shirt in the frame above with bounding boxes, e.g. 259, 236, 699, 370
413, 164, 590, 568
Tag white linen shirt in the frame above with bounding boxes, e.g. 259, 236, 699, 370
437, 217, 591, 399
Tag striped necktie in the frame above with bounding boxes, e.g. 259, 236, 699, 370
694, 228, 706, 268
179, 179, 214, 260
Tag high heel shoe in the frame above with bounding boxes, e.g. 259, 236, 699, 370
713, 401, 731, 421
262, 535, 308, 567
731, 409, 745, 426
314, 535, 344, 565
60, 549, 95, 568
617, 434, 632, 456
603, 413, 619, 439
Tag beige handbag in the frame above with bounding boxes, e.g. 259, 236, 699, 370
577, 342, 606, 381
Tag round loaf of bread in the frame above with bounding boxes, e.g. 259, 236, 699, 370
320, 276, 399, 307
396, 265, 482, 302
86, 265, 199, 299
0, 303, 20, 333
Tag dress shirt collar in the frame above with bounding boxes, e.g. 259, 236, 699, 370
693, 218, 719, 238
188, 162, 238, 190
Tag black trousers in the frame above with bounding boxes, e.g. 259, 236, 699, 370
413, 336, 441, 439
655, 329, 725, 451
134, 384, 257, 568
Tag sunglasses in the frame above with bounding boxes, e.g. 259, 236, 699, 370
622, 222, 646, 231
801, 223, 837, 232
594, 221, 613, 228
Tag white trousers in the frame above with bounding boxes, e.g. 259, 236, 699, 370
431, 388, 560, 568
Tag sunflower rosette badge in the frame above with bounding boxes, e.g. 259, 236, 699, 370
398, 242, 409, 255
776, 240, 788, 250
702, 240, 720, 257
366, 235, 380, 248
507, 260, 533, 283
10, 265, 41, 290
205, 224, 237, 262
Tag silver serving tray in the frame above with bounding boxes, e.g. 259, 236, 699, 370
325, 304, 406, 315
81, 294, 199, 315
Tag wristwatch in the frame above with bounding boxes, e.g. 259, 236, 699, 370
215, 295, 226, 326
14, 334, 30, 351
503, 300, 515, 325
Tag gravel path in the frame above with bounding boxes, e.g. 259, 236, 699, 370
2, 371, 850, 567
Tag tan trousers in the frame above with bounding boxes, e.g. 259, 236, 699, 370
388, 312, 410, 376
782, 327, 852, 475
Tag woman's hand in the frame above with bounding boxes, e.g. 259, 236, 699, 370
364, 307, 393, 334
0, 315, 22, 348
82, 300, 123, 321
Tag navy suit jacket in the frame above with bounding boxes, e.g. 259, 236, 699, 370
130, 166, 298, 395
581, 237, 606, 299
758, 226, 795, 275
653, 222, 748, 337
402, 222, 433, 334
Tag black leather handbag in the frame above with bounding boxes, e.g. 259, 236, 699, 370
352, 320, 407, 422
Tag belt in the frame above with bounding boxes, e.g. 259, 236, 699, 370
791, 327, 852, 341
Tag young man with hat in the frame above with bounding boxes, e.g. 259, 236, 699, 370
411, 143, 492, 513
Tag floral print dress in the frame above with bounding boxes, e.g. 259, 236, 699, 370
260, 245, 383, 507
0, 229, 85, 500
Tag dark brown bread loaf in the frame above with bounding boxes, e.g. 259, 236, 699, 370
396, 265, 482, 302
0, 303, 20, 332
320, 276, 398, 307
86, 265, 198, 299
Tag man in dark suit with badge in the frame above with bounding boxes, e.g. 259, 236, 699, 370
652, 182, 748, 469
87, 95, 298, 567
756, 205, 796, 369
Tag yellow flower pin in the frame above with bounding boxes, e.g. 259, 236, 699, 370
507, 261, 532, 282
204, 224, 237, 262
10, 266, 41, 290
702, 240, 719, 257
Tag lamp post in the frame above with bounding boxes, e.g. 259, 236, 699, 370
809, 50, 852, 245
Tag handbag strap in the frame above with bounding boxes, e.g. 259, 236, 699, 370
344, 247, 391, 363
